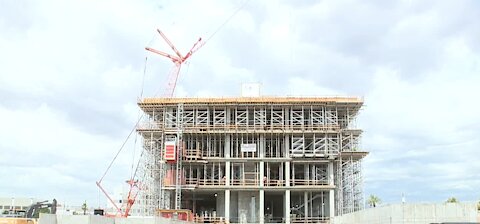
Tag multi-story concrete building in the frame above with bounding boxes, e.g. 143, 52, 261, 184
136, 97, 367, 223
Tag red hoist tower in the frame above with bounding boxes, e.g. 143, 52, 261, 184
146, 29, 205, 211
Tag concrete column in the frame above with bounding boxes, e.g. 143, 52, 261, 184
285, 161, 290, 187
225, 135, 231, 186
226, 161, 231, 186
304, 192, 309, 218
260, 190, 265, 224
285, 190, 291, 224
260, 161, 265, 187
284, 134, 290, 157
225, 132, 231, 222
328, 161, 334, 185
259, 134, 265, 158
226, 108, 231, 125
225, 190, 230, 222
225, 134, 231, 158
329, 189, 335, 218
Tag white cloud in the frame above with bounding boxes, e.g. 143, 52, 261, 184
1, 0, 480, 205
362, 35, 480, 202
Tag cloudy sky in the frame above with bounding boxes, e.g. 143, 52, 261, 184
1, 0, 479, 207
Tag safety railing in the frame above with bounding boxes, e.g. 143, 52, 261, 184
194, 216, 227, 223
291, 179, 329, 186
264, 179, 285, 186
137, 123, 341, 132
183, 149, 202, 160
291, 216, 329, 223
231, 178, 260, 186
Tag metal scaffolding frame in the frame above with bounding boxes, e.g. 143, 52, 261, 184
135, 97, 366, 222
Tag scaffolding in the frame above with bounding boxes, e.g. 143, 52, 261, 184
135, 97, 367, 222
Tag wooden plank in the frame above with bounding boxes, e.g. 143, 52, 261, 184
139, 96, 363, 105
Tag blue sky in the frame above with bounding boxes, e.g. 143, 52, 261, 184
0, 0, 479, 206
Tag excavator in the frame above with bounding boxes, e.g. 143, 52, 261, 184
0, 199, 57, 224
23, 199, 57, 219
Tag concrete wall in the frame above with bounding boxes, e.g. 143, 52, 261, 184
216, 191, 225, 217
39, 215, 114, 224
38, 214, 57, 224
230, 191, 239, 221
237, 192, 259, 223
37, 214, 192, 224
332, 202, 479, 224
117, 217, 192, 224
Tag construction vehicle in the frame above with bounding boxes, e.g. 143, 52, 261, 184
23, 199, 57, 219
0, 199, 56, 224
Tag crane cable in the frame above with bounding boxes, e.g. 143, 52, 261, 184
152, 0, 250, 98
129, 56, 150, 180
99, 0, 251, 191
98, 56, 149, 184
98, 114, 144, 184
205, 0, 251, 43
140, 57, 148, 99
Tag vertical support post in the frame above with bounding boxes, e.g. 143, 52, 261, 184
285, 134, 290, 158
225, 134, 231, 221
225, 132, 231, 180
304, 191, 309, 218
328, 160, 335, 218
260, 190, 265, 224
259, 134, 265, 223
329, 189, 335, 219
285, 161, 290, 187
285, 190, 291, 224
260, 162, 265, 187
225, 190, 230, 222
175, 103, 184, 210
259, 134, 265, 158
328, 161, 334, 185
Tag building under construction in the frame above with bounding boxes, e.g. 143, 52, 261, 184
135, 96, 367, 223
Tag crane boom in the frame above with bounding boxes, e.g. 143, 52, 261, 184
145, 47, 181, 64
146, 29, 205, 97
157, 29, 184, 60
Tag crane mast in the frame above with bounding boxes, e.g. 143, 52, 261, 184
145, 29, 205, 211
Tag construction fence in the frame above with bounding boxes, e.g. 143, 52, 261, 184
331, 202, 480, 224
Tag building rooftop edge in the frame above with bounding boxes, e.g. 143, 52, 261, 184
138, 96, 364, 105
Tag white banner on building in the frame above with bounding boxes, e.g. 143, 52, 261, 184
241, 143, 256, 152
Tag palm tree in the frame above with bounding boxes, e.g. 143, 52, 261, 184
81, 201, 88, 215
446, 197, 458, 203
367, 195, 381, 208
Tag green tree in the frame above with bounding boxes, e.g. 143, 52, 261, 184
81, 201, 87, 215
367, 195, 381, 208
446, 197, 458, 203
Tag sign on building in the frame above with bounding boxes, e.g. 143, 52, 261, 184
164, 141, 177, 161
241, 143, 256, 152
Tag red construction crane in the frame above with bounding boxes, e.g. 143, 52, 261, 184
96, 174, 141, 217
95, 30, 205, 217
145, 29, 205, 97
